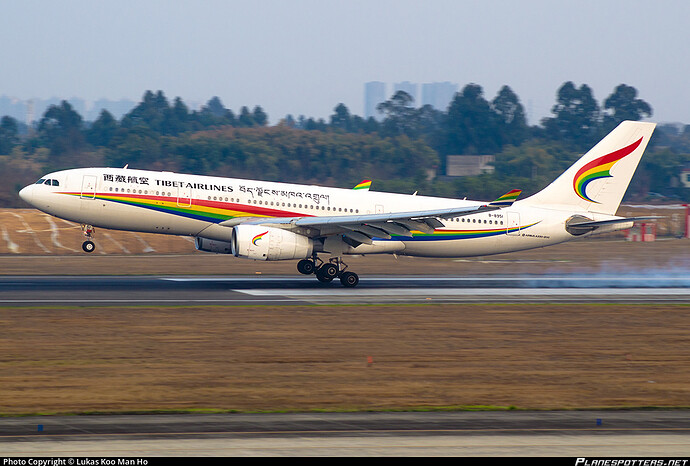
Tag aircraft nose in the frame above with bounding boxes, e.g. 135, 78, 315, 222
19, 184, 34, 204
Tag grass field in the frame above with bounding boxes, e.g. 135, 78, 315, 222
1, 303, 689, 415
1, 208, 689, 415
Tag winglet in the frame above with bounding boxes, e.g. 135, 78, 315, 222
489, 189, 521, 207
353, 180, 372, 191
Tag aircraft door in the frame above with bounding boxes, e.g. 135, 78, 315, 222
177, 186, 192, 207
81, 175, 97, 199
507, 212, 520, 236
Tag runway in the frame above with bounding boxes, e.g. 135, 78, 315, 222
1, 274, 690, 305
2, 273, 689, 455
1, 410, 690, 456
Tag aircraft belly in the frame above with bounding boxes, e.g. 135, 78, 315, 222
49, 195, 209, 236
95, 201, 208, 235
399, 232, 558, 258
401, 236, 503, 258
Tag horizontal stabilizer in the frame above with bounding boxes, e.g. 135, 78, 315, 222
566, 215, 661, 235
489, 189, 521, 207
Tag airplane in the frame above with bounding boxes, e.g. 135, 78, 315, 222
18, 120, 657, 287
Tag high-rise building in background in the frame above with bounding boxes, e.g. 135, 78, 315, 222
0, 95, 137, 126
421, 82, 458, 111
364, 81, 386, 120
393, 81, 418, 104
365, 81, 459, 117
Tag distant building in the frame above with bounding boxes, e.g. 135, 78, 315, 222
681, 166, 690, 188
421, 82, 458, 111
393, 81, 418, 104
364, 82, 386, 120
0, 95, 137, 124
446, 155, 495, 177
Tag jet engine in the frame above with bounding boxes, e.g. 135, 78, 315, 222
195, 237, 233, 254
231, 225, 313, 261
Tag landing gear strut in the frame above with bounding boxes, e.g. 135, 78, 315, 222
296, 255, 359, 287
81, 224, 96, 253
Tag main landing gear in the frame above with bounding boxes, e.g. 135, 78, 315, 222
81, 224, 96, 253
297, 256, 359, 288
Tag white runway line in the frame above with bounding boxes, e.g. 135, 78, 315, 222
0, 224, 20, 253
234, 288, 690, 297
43, 215, 79, 252
162, 275, 690, 283
103, 232, 130, 254
133, 233, 156, 252
10, 212, 51, 253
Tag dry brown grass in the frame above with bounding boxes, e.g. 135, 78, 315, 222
1, 208, 689, 415
1, 304, 689, 415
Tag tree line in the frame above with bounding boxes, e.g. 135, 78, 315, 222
1, 83, 689, 208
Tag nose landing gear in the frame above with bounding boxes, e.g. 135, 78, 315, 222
81, 224, 96, 253
296, 256, 360, 287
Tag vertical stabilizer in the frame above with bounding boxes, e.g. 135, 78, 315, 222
522, 121, 656, 214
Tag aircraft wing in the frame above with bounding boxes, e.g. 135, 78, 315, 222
218, 190, 521, 244
219, 203, 497, 243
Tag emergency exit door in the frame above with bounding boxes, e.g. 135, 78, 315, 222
507, 212, 521, 236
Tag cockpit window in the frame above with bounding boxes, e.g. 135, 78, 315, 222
36, 178, 60, 186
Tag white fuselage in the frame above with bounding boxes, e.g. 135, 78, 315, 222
18, 167, 614, 259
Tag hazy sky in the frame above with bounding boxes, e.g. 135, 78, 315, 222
1, 0, 689, 125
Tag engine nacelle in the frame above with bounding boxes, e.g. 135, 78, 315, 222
195, 237, 232, 254
231, 225, 313, 261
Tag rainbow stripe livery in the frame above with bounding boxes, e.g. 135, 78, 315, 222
18, 121, 657, 287
489, 189, 521, 207
573, 137, 643, 203
353, 180, 372, 191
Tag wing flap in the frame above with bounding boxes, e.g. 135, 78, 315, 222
217, 201, 505, 238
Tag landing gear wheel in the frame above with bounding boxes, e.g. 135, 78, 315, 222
81, 224, 96, 253
297, 259, 316, 275
316, 263, 338, 282
340, 271, 359, 288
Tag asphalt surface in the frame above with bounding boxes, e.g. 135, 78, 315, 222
2, 274, 689, 455
1, 410, 689, 456
1, 274, 690, 305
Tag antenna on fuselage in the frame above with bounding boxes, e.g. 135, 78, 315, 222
123, 164, 129, 169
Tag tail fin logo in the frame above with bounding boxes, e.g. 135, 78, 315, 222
252, 230, 269, 246
573, 137, 643, 203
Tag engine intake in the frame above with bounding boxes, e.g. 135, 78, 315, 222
231, 225, 313, 261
